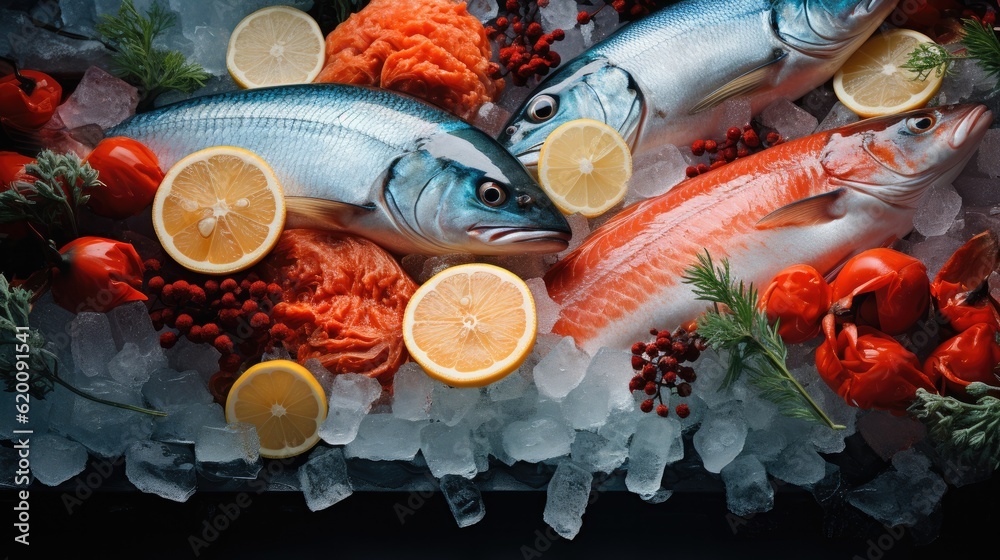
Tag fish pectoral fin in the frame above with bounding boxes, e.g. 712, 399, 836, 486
689, 51, 788, 114
284, 196, 376, 230
755, 188, 847, 230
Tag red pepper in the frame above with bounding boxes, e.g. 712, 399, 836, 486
923, 322, 1000, 399
50, 236, 147, 313
760, 264, 832, 344
0, 69, 62, 131
930, 230, 1000, 333
0, 151, 36, 240
83, 137, 164, 219
814, 314, 941, 414
830, 248, 930, 335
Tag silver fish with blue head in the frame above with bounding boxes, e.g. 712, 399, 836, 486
498, 0, 899, 167
106, 83, 572, 255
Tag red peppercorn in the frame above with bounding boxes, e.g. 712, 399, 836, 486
766, 132, 781, 145
631, 341, 647, 355
220, 278, 238, 293
726, 127, 742, 142
203, 279, 219, 296
643, 381, 657, 396
160, 283, 175, 302
742, 129, 760, 148
250, 312, 270, 329
577, 11, 591, 25
685, 165, 699, 178
690, 139, 705, 156
159, 331, 178, 349
143, 258, 161, 272
675, 403, 691, 418
537, 0, 549, 7
220, 292, 238, 308
663, 371, 677, 384
677, 382, 693, 397
658, 355, 678, 372
146, 276, 165, 294
629, 375, 644, 392
213, 334, 234, 354
696, 163, 710, 174
201, 323, 221, 340
639, 399, 654, 413
189, 285, 206, 305
249, 280, 267, 299
187, 324, 202, 342
641, 362, 657, 381
678, 366, 696, 383
704, 139, 718, 153
551, 28, 565, 40
506, 0, 519, 11
736, 146, 750, 158
656, 404, 669, 417
174, 313, 194, 333
241, 299, 259, 316
269, 323, 291, 341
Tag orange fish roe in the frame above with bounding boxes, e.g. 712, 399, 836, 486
314, 0, 504, 120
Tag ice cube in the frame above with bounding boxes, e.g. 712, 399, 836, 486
693, 407, 748, 474
70, 312, 117, 378
798, 84, 839, 121
625, 416, 682, 498
298, 447, 353, 512
759, 98, 819, 141
49, 379, 153, 458
51, 66, 139, 130
318, 373, 383, 446
559, 347, 634, 430
419, 253, 477, 283
166, 336, 222, 380
533, 336, 590, 401
28, 292, 75, 366
440, 474, 486, 528
711, 97, 752, 139
857, 410, 927, 461
429, 383, 481, 427
539, 0, 578, 32
58, 0, 99, 36
765, 439, 828, 487
742, 427, 787, 465
4, 12, 115, 76
108, 342, 167, 388
483, 254, 549, 283
976, 128, 1000, 178
913, 182, 963, 237
151, 402, 226, 444
523, 278, 561, 336
344, 414, 427, 461
0, 446, 32, 488
597, 404, 640, 446
570, 429, 628, 474
487, 362, 532, 402
142, 368, 213, 413
194, 423, 262, 480
846, 449, 947, 528
721, 455, 774, 517
502, 415, 575, 463
555, 213, 591, 260
31, 433, 89, 486
391, 362, 434, 421
627, 143, 690, 205
543, 461, 593, 540
934, 57, 995, 105
906, 234, 965, 282
816, 101, 861, 132
420, 422, 478, 479
107, 301, 160, 355
125, 440, 197, 502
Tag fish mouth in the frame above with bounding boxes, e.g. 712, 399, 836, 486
950, 105, 993, 149
469, 226, 571, 252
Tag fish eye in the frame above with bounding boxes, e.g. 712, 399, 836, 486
528, 95, 557, 122
906, 115, 935, 133
478, 181, 508, 207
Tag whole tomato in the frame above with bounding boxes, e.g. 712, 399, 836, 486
815, 315, 941, 414
84, 137, 164, 219
0, 151, 36, 240
0, 68, 62, 131
50, 236, 147, 313
760, 264, 832, 344
923, 322, 1000, 399
931, 230, 1000, 332
830, 248, 930, 335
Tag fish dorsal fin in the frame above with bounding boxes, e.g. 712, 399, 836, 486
755, 188, 847, 229
284, 196, 376, 230
689, 50, 788, 114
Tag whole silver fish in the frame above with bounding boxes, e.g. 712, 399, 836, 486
499, 0, 899, 166
107, 83, 572, 255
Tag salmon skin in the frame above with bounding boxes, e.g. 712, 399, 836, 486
544, 104, 993, 355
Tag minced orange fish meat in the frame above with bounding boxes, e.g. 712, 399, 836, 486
313, 0, 504, 120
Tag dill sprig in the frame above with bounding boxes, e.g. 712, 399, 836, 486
960, 16, 1000, 89
681, 251, 845, 430
901, 42, 957, 81
0, 150, 101, 240
95, 0, 210, 108
908, 383, 1000, 472
0, 274, 165, 416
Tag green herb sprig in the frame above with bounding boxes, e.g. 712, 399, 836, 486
0, 150, 100, 240
902, 17, 1000, 90
682, 251, 844, 430
95, 0, 210, 108
0, 274, 165, 416
908, 383, 1000, 472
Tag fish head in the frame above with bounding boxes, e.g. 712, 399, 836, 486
496, 56, 643, 168
384, 126, 572, 255
772, 0, 899, 59
822, 103, 993, 209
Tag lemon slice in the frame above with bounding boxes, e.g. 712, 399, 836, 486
227, 6, 326, 89
537, 118, 633, 218
833, 28, 945, 118
152, 146, 286, 275
225, 359, 328, 459
402, 263, 537, 388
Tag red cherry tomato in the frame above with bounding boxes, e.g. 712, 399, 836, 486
50, 236, 147, 313
0, 69, 62, 131
931, 230, 1000, 333
760, 264, 832, 344
923, 322, 1000, 400
814, 315, 941, 414
83, 137, 164, 219
0, 151, 36, 240
830, 248, 930, 335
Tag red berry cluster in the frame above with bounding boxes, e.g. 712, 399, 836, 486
577, 0, 660, 25
684, 124, 782, 178
628, 327, 707, 418
485, 0, 565, 86
141, 260, 290, 403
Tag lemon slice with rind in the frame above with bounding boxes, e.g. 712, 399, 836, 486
227, 6, 326, 89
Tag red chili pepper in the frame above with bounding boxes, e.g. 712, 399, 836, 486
0, 68, 62, 131
829, 248, 930, 335
83, 137, 164, 219
923, 322, 1000, 399
930, 230, 1000, 332
50, 236, 147, 313
814, 314, 941, 414
760, 264, 832, 344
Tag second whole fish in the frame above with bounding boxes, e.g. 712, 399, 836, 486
106, 83, 572, 256
544, 103, 993, 355
498, 0, 899, 166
